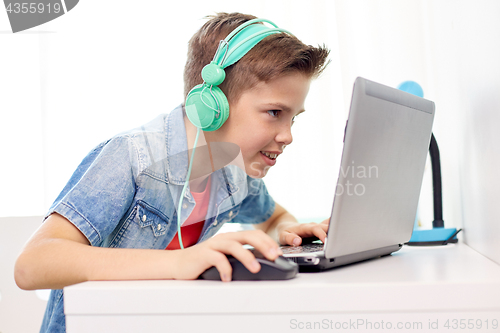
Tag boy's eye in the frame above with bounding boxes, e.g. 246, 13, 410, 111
266, 109, 299, 125
267, 110, 280, 117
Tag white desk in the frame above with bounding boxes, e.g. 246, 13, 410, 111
64, 244, 500, 333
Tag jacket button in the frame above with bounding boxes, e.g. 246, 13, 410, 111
142, 215, 147, 222
228, 211, 233, 217
182, 203, 188, 209
213, 219, 218, 226
157, 224, 161, 230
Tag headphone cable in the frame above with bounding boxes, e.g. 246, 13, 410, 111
177, 127, 201, 249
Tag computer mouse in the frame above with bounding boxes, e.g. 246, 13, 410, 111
199, 249, 298, 281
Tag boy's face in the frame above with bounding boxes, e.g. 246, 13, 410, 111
211, 72, 311, 178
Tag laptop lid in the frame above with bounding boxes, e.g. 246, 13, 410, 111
324, 77, 435, 259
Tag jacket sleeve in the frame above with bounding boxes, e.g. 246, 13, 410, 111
45, 136, 138, 246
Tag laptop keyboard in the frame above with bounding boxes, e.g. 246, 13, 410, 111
280, 243, 324, 254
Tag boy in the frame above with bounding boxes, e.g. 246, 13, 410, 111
15, 12, 330, 332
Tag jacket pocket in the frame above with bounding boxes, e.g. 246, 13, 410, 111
136, 201, 169, 237
111, 200, 169, 248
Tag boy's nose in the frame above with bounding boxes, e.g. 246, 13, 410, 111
276, 124, 293, 146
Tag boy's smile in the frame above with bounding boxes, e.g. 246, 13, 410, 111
206, 72, 311, 178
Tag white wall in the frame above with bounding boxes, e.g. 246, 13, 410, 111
424, 0, 500, 264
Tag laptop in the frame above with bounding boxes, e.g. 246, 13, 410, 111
281, 77, 435, 271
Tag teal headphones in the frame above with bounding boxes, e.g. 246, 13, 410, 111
177, 18, 290, 249
184, 18, 291, 131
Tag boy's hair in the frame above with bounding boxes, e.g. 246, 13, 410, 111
184, 12, 330, 103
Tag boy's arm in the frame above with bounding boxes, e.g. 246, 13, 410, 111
14, 213, 183, 290
14, 213, 282, 289
254, 202, 328, 246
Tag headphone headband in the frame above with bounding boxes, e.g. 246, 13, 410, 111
224, 18, 279, 42
213, 20, 291, 69
220, 27, 291, 68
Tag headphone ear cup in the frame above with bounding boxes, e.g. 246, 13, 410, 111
185, 84, 229, 131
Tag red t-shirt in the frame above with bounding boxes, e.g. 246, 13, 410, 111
166, 176, 211, 250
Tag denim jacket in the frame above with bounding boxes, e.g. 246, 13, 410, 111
40, 104, 275, 332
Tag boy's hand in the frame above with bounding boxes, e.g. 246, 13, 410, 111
278, 218, 329, 246
171, 229, 282, 282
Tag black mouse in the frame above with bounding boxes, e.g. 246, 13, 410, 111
199, 249, 298, 281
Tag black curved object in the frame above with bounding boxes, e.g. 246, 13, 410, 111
407, 133, 462, 246
429, 133, 444, 228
